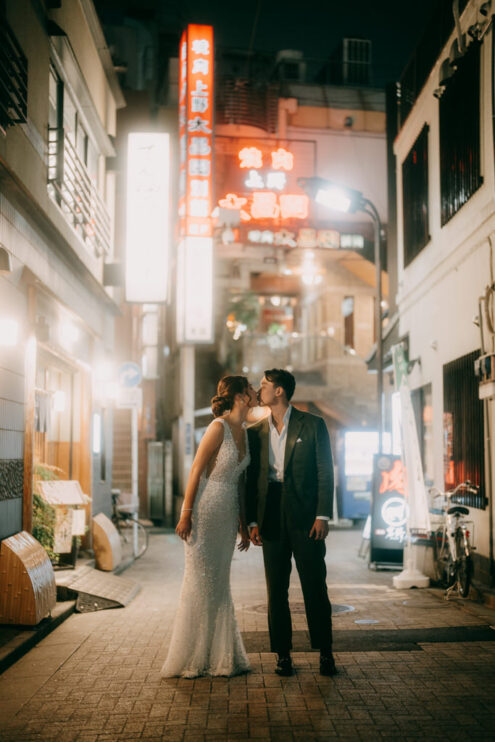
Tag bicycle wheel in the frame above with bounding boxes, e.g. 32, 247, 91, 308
455, 529, 472, 597
433, 528, 453, 587
118, 519, 149, 559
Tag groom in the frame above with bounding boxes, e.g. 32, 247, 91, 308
246, 368, 336, 677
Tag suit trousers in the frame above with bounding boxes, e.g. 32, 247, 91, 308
261, 481, 333, 654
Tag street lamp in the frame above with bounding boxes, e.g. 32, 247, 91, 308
298, 176, 384, 452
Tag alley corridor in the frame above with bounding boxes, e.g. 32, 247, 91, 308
1, 529, 495, 741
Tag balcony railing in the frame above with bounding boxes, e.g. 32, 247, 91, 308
0, 16, 28, 135
48, 127, 111, 257
216, 78, 279, 133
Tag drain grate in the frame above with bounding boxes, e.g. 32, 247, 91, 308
57, 566, 140, 612
246, 602, 355, 615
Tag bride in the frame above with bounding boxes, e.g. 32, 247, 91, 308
161, 375, 258, 678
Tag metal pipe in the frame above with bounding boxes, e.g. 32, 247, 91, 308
363, 198, 384, 454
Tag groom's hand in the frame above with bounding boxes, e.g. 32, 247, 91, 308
249, 525, 263, 546
309, 519, 329, 540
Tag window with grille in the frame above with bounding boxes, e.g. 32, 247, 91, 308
402, 125, 429, 266
443, 350, 486, 509
440, 41, 482, 225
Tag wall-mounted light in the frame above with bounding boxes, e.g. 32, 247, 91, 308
0, 318, 19, 346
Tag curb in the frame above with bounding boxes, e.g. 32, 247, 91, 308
0, 600, 75, 675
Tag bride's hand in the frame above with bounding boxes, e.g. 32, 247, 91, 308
176, 513, 192, 541
237, 527, 250, 551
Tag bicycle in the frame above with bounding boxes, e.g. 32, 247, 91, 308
429, 481, 478, 598
111, 490, 149, 560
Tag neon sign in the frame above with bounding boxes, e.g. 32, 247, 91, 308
271, 148, 294, 171
177, 24, 214, 343
219, 144, 308, 222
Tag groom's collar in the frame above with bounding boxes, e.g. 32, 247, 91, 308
268, 404, 292, 430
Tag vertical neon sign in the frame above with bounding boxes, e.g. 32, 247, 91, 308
177, 25, 214, 344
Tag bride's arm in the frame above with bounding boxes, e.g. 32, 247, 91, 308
237, 472, 250, 551
176, 423, 223, 540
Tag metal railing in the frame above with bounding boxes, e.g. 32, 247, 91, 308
48, 127, 111, 257
239, 332, 367, 377
0, 16, 28, 135
216, 78, 279, 132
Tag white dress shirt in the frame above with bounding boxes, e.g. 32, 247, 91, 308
249, 404, 329, 527
268, 405, 292, 482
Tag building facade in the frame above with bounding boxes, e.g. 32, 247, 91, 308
0, 0, 123, 542
393, 0, 494, 584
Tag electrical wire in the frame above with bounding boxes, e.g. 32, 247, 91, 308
484, 235, 495, 339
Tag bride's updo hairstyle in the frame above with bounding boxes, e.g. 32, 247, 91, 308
211, 375, 249, 418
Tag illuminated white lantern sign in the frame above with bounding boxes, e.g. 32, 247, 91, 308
125, 133, 170, 303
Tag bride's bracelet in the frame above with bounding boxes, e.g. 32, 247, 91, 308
182, 508, 193, 512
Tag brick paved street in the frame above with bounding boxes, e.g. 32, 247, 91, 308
1, 529, 495, 741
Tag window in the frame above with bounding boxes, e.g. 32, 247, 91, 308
47, 62, 110, 257
443, 350, 486, 509
342, 296, 354, 348
440, 41, 482, 225
402, 125, 429, 266
0, 12, 28, 135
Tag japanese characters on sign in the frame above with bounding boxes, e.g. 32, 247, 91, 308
370, 454, 407, 566
177, 24, 214, 344
218, 144, 309, 223
186, 24, 213, 239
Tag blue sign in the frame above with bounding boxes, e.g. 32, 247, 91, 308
118, 362, 142, 388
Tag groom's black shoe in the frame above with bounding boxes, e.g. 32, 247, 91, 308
275, 654, 294, 677
319, 650, 337, 676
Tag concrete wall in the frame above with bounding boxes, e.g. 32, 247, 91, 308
394, 4, 494, 576
0, 1, 121, 537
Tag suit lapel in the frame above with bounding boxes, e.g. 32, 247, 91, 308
259, 417, 269, 475
284, 408, 304, 475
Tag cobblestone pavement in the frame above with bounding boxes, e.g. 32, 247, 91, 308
1, 529, 495, 741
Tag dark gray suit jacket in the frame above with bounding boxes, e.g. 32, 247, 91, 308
246, 407, 334, 531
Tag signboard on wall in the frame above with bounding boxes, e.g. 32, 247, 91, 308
369, 454, 406, 567
125, 133, 170, 303
214, 137, 315, 228
176, 24, 214, 344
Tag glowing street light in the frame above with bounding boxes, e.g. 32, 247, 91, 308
298, 175, 385, 452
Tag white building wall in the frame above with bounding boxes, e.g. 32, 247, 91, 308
288, 126, 388, 225
395, 10, 495, 568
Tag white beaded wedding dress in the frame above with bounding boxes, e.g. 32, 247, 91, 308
161, 418, 251, 678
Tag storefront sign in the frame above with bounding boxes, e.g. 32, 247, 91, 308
125, 133, 170, 302
118, 362, 142, 388
370, 454, 406, 566
215, 137, 314, 226
177, 24, 214, 343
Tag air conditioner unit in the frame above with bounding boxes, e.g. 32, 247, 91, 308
274, 50, 306, 83
475, 352, 495, 399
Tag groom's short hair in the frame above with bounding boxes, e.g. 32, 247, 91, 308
264, 368, 296, 401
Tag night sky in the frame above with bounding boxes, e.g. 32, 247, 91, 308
96, 0, 437, 86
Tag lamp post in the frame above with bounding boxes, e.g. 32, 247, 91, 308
298, 177, 384, 453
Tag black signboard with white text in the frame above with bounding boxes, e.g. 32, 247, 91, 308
370, 454, 406, 567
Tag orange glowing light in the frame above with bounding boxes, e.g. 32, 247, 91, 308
279, 194, 309, 220
239, 147, 263, 169
251, 191, 280, 219
271, 148, 294, 171
218, 193, 247, 209
379, 460, 406, 497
